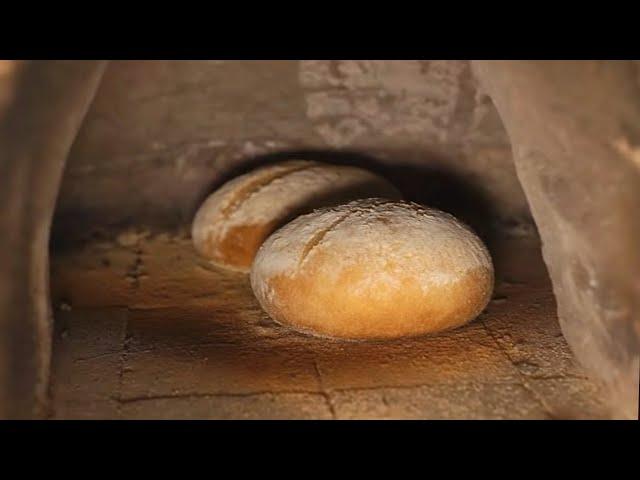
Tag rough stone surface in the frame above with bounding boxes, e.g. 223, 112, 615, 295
330, 384, 547, 420
50, 308, 125, 420
52, 60, 532, 248
0, 60, 107, 418
3, 60, 633, 420
120, 393, 333, 420
49, 233, 610, 419
473, 60, 640, 419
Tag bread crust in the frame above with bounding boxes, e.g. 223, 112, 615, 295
192, 161, 402, 272
251, 199, 494, 340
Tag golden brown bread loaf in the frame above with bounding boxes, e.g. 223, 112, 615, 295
192, 160, 401, 272
250, 198, 494, 340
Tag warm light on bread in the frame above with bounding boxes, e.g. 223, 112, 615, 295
250, 198, 494, 340
192, 160, 401, 272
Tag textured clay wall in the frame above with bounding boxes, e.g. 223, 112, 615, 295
53, 60, 533, 246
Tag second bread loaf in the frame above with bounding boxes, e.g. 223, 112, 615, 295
192, 160, 401, 272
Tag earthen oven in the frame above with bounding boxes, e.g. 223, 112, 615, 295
1, 60, 638, 419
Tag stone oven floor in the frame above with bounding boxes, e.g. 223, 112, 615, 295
49, 230, 610, 419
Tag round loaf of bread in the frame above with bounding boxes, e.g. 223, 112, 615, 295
250, 198, 494, 340
192, 160, 402, 272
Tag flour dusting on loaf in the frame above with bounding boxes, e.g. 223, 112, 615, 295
251, 198, 494, 340
192, 161, 402, 272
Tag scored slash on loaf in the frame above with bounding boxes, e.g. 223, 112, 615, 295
250, 198, 494, 340
192, 160, 402, 272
